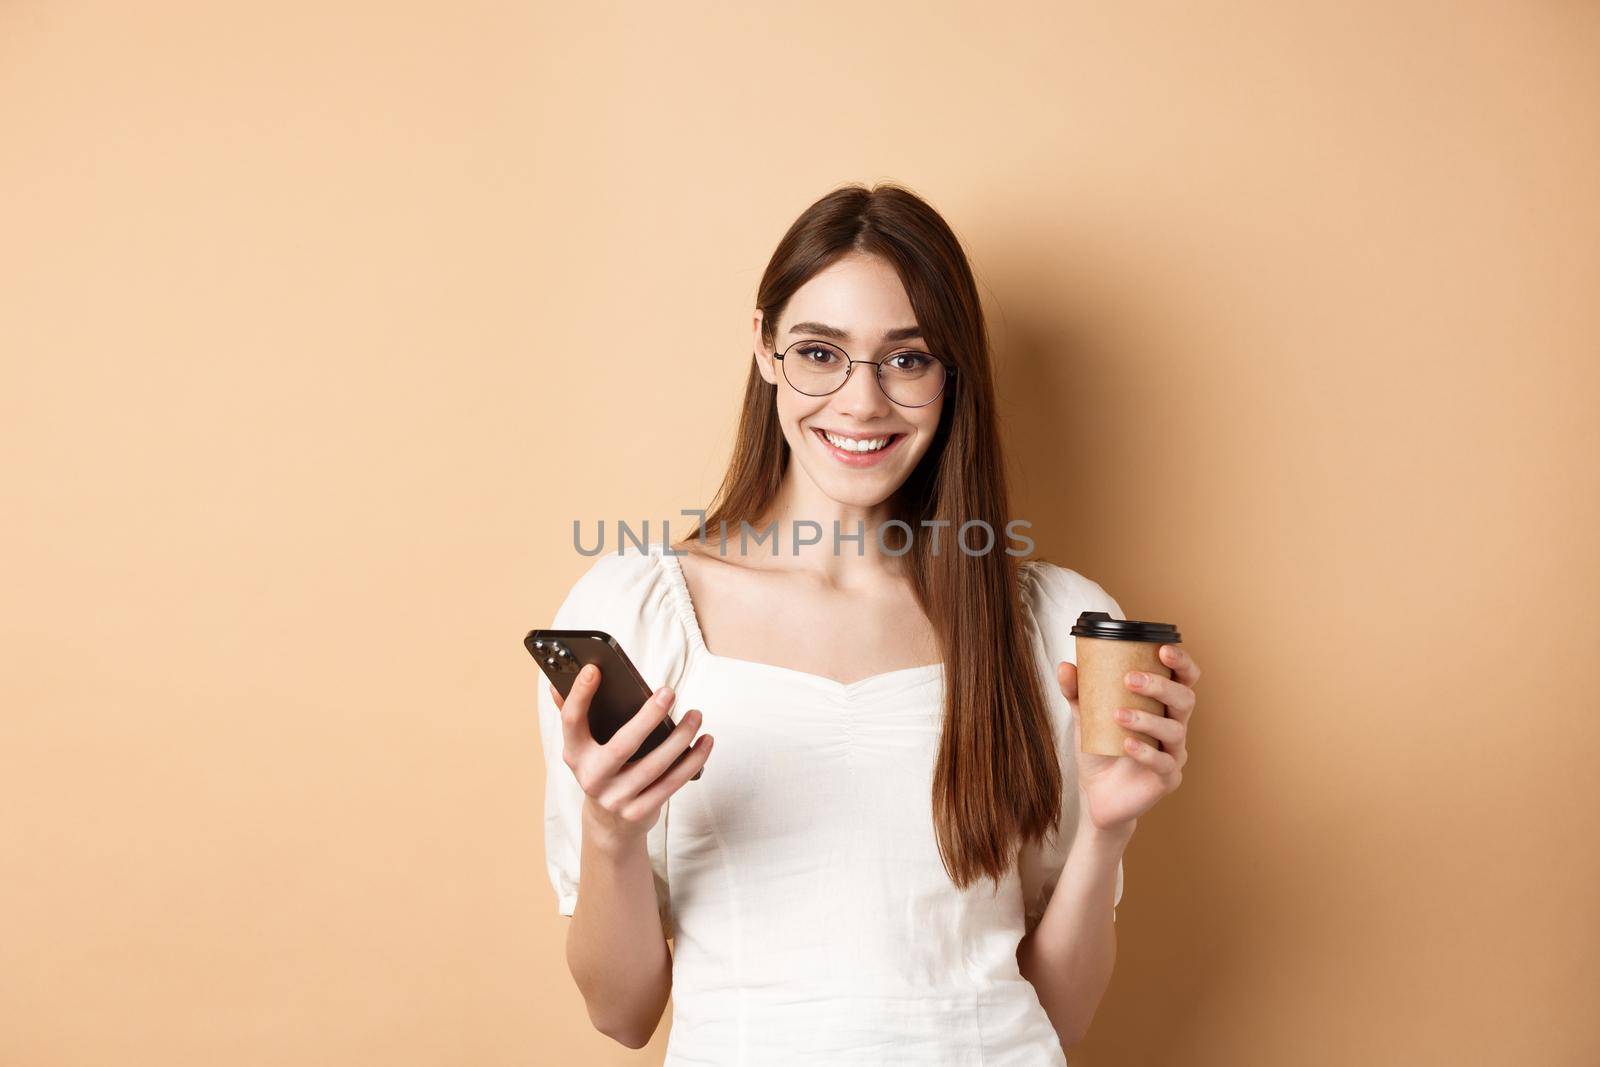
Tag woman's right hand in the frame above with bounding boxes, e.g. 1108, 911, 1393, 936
549, 664, 713, 848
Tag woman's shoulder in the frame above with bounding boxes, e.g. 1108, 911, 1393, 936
1017, 557, 1125, 660
1018, 557, 1122, 618
556, 542, 662, 607
551, 543, 695, 687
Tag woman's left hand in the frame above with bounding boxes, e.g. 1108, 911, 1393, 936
1057, 644, 1199, 834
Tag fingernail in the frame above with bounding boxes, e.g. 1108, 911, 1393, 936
1116, 708, 1133, 722
580, 665, 596, 683
1127, 671, 1145, 687
655, 685, 675, 706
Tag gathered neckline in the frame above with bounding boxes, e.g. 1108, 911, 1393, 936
649, 544, 948, 695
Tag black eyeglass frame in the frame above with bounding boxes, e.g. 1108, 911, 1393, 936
769, 338, 956, 408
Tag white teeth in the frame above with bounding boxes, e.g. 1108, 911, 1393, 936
821, 431, 893, 453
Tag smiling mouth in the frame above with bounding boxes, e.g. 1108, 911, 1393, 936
812, 427, 905, 455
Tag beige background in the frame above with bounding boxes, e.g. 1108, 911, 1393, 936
3, 2, 1596, 1064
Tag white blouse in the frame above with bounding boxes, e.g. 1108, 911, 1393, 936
536, 542, 1126, 1065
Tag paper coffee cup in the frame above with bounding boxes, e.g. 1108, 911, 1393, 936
1072, 611, 1182, 757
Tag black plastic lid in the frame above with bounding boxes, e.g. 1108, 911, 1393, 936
1071, 611, 1181, 643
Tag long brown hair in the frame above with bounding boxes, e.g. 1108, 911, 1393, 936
676, 182, 1063, 895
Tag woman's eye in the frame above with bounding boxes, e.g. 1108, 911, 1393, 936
798, 346, 840, 365
889, 353, 931, 371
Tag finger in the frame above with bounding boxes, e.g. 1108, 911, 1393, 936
600, 685, 680, 768
1123, 735, 1181, 776
557, 665, 599, 749
1056, 661, 1078, 703
613, 707, 704, 795
549, 683, 564, 711
1125, 669, 1196, 724
1116, 705, 1188, 756
1159, 644, 1200, 688
631, 732, 714, 810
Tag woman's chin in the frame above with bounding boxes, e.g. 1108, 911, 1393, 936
805, 467, 908, 509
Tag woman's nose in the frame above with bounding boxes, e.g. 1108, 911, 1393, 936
833, 363, 892, 415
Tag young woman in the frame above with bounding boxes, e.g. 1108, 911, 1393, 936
535, 183, 1201, 1063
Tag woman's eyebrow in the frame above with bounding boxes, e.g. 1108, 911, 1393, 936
787, 321, 923, 342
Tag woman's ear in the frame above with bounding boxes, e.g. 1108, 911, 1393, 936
752, 310, 777, 385
754, 349, 777, 385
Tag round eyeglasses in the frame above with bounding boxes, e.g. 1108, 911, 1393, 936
771, 339, 954, 408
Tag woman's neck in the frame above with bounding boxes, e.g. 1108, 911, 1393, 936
732, 476, 913, 587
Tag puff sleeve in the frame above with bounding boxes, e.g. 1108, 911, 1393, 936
1016, 559, 1127, 933
534, 546, 694, 938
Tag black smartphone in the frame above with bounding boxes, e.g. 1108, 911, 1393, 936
525, 628, 703, 781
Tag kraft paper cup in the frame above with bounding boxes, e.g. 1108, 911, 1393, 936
1072, 611, 1182, 757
